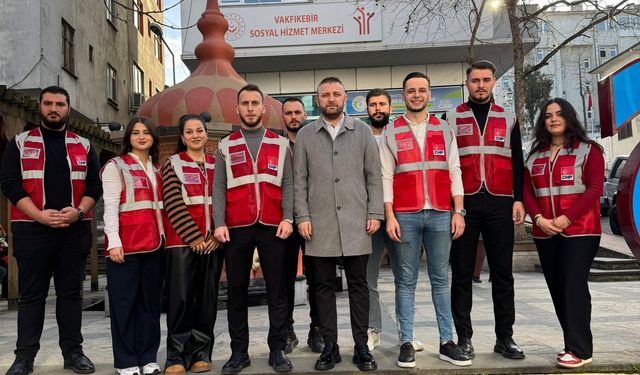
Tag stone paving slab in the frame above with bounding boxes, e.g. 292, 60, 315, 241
2, 267, 640, 374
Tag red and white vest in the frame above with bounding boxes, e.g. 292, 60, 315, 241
384, 115, 453, 212
526, 142, 601, 238
11, 127, 93, 222
164, 152, 215, 248
218, 129, 288, 228
102, 154, 165, 255
448, 103, 516, 196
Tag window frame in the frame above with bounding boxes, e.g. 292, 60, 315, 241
61, 19, 76, 76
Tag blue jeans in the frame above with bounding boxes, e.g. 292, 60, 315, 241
389, 209, 454, 343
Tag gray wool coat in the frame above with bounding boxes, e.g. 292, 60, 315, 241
293, 114, 384, 257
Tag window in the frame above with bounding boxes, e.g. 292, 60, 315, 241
600, 46, 618, 59
582, 58, 591, 69
148, 80, 152, 97
595, 20, 609, 31
599, 47, 607, 58
106, 0, 117, 24
560, 64, 565, 77
585, 81, 592, 93
107, 64, 118, 103
618, 124, 633, 140
609, 46, 617, 57
618, 15, 639, 29
133, 64, 144, 94
89, 45, 94, 63
587, 110, 593, 119
154, 35, 163, 63
134, 0, 144, 35
534, 48, 545, 62
539, 21, 550, 33
62, 19, 75, 74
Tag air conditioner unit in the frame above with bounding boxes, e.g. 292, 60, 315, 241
131, 92, 145, 110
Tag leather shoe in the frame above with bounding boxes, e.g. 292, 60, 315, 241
307, 325, 324, 353
189, 361, 211, 373
458, 337, 475, 359
163, 364, 186, 374
352, 343, 377, 371
63, 352, 95, 374
5, 358, 33, 375
221, 353, 251, 375
315, 343, 341, 371
284, 329, 299, 354
268, 350, 292, 372
494, 337, 525, 359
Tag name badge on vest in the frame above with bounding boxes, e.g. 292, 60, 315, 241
75, 155, 87, 166
457, 123, 473, 136
22, 148, 41, 159
561, 166, 574, 181
494, 128, 506, 142
230, 151, 246, 166
397, 138, 414, 151
433, 144, 445, 156
133, 176, 149, 189
531, 164, 546, 176
183, 173, 201, 184
268, 156, 278, 171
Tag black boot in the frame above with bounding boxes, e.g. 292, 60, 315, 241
307, 325, 323, 353
5, 358, 33, 375
314, 343, 341, 371
352, 343, 377, 371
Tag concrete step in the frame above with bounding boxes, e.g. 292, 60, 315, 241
535, 262, 640, 282
592, 257, 640, 270
597, 246, 634, 259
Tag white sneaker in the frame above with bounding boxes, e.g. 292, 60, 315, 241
116, 367, 140, 375
141, 363, 161, 375
367, 328, 380, 350
398, 338, 424, 352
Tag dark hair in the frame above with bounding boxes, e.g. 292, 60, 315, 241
282, 97, 305, 108
366, 89, 391, 105
466, 60, 497, 78
528, 98, 603, 160
176, 114, 206, 154
237, 84, 263, 102
316, 76, 345, 94
121, 116, 160, 161
40, 86, 70, 105
402, 72, 431, 90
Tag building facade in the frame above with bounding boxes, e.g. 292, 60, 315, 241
0, 0, 165, 126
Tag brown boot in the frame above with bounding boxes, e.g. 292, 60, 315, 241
190, 361, 212, 373
164, 364, 186, 375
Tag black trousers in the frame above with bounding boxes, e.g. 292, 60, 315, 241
451, 193, 516, 340
107, 249, 165, 369
311, 254, 369, 345
283, 229, 320, 329
535, 235, 599, 359
225, 224, 288, 353
12, 222, 91, 362
165, 246, 224, 368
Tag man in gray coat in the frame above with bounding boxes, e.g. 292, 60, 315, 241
293, 77, 383, 372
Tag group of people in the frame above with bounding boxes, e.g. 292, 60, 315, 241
1, 58, 604, 375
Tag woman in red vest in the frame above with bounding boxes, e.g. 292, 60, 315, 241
523, 98, 604, 369
102, 117, 165, 375
162, 114, 222, 375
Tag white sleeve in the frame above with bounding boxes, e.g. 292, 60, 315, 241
102, 162, 123, 251
448, 135, 464, 197
379, 130, 396, 204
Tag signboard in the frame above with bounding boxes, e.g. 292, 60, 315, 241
346, 86, 464, 116
221, 0, 308, 5
222, 2, 382, 47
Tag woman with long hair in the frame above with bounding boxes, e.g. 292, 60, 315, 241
162, 114, 222, 375
523, 98, 604, 369
102, 117, 166, 375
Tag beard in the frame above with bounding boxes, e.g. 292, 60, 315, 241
369, 112, 390, 128
469, 92, 493, 104
285, 121, 303, 133
240, 113, 262, 128
320, 103, 345, 120
40, 112, 68, 130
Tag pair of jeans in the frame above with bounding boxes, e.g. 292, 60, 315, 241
389, 209, 454, 343
366, 224, 394, 332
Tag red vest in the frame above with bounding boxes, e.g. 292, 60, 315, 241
11, 127, 93, 222
219, 129, 288, 228
384, 115, 453, 212
102, 154, 165, 255
164, 152, 215, 248
448, 103, 515, 196
526, 142, 601, 238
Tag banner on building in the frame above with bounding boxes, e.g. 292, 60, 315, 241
346, 86, 464, 116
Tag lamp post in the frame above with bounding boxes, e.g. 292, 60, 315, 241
149, 22, 176, 86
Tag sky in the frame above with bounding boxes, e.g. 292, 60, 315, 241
162, 0, 190, 84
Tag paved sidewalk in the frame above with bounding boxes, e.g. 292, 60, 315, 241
1, 264, 639, 374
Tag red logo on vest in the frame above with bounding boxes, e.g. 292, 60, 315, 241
433, 144, 445, 156
561, 166, 574, 181
494, 128, 506, 142
183, 173, 201, 184
230, 151, 246, 165
133, 176, 149, 189
397, 138, 414, 151
22, 148, 40, 159
457, 124, 473, 136
531, 164, 546, 176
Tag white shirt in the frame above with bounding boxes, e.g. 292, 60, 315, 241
379, 114, 464, 208
322, 114, 345, 140
102, 153, 158, 251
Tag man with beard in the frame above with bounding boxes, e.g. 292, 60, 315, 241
379, 72, 471, 368
280, 97, 323, 354
447, 60, 525, 360
293, 77, 382, 371
1, 86, 101, 375
213, 84, 294, 374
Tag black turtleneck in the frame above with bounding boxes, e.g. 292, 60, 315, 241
1, 126, 102, 212
466, 100, 524, 202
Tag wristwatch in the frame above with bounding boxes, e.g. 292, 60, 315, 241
284, 218, 294, 224
453, 208, 466, 217
76, 208, 86, 220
